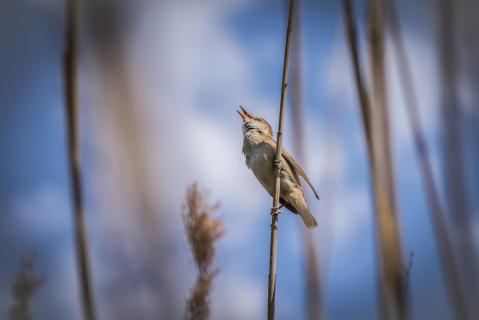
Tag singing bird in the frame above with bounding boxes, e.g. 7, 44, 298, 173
238, 106, 319, 228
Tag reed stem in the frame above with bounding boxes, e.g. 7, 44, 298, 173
64, 0, 97, 319
268, 0, 295, 319
342, 0, 406, 318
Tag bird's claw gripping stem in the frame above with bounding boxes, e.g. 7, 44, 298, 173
271, 160, 283, 216
270, 204, 284, 215
273, 159, 282, 170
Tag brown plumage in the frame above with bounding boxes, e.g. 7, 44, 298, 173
237, 106, 319, 228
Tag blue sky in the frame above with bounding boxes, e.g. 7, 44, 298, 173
1, 0, 478, 319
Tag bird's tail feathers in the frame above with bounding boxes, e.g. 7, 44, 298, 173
300, 208, 318, 228
288, 191, 318, 228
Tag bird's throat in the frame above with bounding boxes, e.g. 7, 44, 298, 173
243, 130, 264, 146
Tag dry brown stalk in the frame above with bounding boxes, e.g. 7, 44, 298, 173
341, 0, 372, 146
9, 252, 44, 320
368, 0, 407, 318
386, 0, 469, 318
64, 0, 96, 319
183, 183, 224, 320
268, 0, 295, 319
342, 0, 406, 318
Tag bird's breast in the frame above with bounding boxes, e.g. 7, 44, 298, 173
245, 143, 276, 194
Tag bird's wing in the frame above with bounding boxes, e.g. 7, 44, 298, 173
262, 137, 301, 186
282, 156, 301, 187
281, 147, 320, 200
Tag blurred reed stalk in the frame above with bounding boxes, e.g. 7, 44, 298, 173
64, 0, 97, 319
438, 0, 479, 314
290, 2, 322, 318
83, 0, 178, 316
368, 0, 407, 318
9, 253, 44, 320
268, 0, 295, 319
83, 1, 165, 256
386, 0, 469, 318
342, 0, 407, 318
183, 184, 224, 320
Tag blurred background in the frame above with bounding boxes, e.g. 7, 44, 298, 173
1, 0, 479, 319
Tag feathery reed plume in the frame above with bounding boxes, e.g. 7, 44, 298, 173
9, 252, 44, 320
342, 0, 406, 318
386, 1, 469, 318
290, 2, 322, 318
183, 183, 224, 320
64, 0, 97, 319
268, 0, 295, 319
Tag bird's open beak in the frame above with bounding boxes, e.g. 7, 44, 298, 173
237, 106, 253, 121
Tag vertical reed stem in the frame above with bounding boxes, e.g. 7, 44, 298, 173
268, 0, 295, 319
342, 0, 406, 318
341, 0, 372, 147
64, 0, 97, 319
369, 0, 407, 318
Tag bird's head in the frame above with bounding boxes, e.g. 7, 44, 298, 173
237, 106, 273, 137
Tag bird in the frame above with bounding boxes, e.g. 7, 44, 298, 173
237, 106, 319, 228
